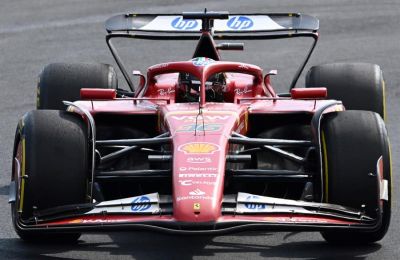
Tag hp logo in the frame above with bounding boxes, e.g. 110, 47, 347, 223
245, 203, 266, 210
131, 196, 151, 212
244, 195, 266, 210
171, 17, 198, 30
227, 16, 254, 30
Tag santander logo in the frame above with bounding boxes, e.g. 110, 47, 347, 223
189, 189, 206, 196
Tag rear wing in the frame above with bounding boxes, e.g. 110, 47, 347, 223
105, 13, 319, 39
105, 11, 319, 92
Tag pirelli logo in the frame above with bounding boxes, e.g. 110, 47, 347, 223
179, 173, 217, 178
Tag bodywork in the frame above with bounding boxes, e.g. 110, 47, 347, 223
10, 11, 386, 235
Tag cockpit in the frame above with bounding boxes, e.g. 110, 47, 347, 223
177, 71, 226, 103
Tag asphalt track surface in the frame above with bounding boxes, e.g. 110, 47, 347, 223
0, 0, 399, 259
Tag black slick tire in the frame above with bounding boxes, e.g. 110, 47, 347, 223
37, 62, 117, 110
306, 63, 386, 119
11, 110, 88, 242
320, 110, 391, 244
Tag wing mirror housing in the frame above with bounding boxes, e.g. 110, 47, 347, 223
290, 87, 327, 99
80, 88, 116, 100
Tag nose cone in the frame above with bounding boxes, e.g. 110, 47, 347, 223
172, 136, 227, 222
162, 103, 247, 223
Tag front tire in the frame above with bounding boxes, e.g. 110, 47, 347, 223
320, 110, 391, 244
11, 110, 88, 242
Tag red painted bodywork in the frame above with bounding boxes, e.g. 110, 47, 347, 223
291, 87, 327, 99
80, 88, 116, 100
68, 59, 345, 226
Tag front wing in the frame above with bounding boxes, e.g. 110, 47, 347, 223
13, 192, 382, 235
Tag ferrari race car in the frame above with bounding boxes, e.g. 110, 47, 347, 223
10, 11, 391, 244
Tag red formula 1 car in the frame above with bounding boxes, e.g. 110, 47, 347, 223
10, 11, 391, 244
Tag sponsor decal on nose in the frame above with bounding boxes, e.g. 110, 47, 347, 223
189, 189, 205, 196
178, 180, 216, 186
186, 157, 212, 164
193, 203, 201, 212
178, 173, 217, 178
178, 142, 220, 154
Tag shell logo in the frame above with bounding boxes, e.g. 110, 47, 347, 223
178, 142, 220, 154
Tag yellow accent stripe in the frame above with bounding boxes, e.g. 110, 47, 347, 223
321, 131, 329, 202
388, 138, 393, 206
19, 138, 26, 212
382, 80, 387, 121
